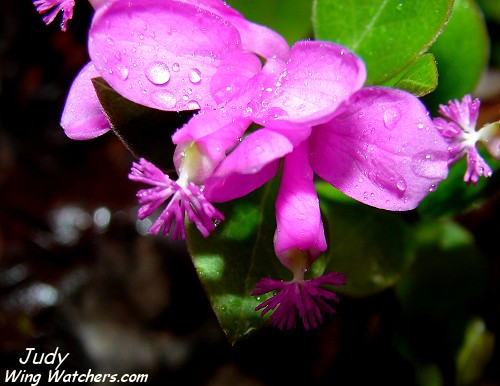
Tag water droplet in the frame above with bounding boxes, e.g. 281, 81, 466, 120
411, 151, 448, 179
151, 90, 177, 109
383, 107, 401, 130
429, 184, 436, 192
145, 62, 171, 85
189, 68, 202, 84
118, 66, 129, 80
187, 100, 201, 110
396, 177, 407, 192
417, 122, 424, 129
172, 63, 180, 72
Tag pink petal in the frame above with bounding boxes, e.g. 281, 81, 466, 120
310, 87, 450, 211
172, 109, 252, 167
204, 129, 293, 202
210, 51, 262, 105
175, 0, 290, 60
253, 41, 366, 125
60, 62, 111, 140
89, 0, 244, 111
274, 141, 327, 267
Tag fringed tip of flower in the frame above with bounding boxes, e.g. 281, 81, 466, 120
251, 272, 346, 330
464, 146, 493, 185
33, 0, 75, 31
129, 158, 224, 240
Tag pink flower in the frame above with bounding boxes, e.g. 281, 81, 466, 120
203, 83, 450, 329
33, 0, 75, 31
433, 94, 500, 184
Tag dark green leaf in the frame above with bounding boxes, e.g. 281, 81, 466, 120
382, 53, 438, 96
424, 0, 489, 112
456, 318, 495, 386
393, 220, 488, 367
317, 182, 416, 297
92, 77, 196, 170
186, 177, 289, 343
226, 0, 313, 45
395, 220, 487, 317
313, 0, 453, 84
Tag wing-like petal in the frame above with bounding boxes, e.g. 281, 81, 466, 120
310, 87, 449, 210
60, 62, 111, 140
89, 0, 245, 111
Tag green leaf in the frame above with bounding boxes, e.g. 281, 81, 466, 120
456, 318, 495, 386
313, 0, 453, 84
395, 220, 488, 317
186, 177, 288, 343
424, 0, 489, 112
382, 53, 438, 96
393, 220, 488, 367
317, 182, 416, 297
92, 77, 196, 170
226, 0, 313, 45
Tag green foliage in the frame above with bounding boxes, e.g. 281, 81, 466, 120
313, 0, 453, 84
382, 53, 438, 96
424, 0, 489, 112
186, 177, 290, 344
226, 0, 313, 44
317, 182, 416, 297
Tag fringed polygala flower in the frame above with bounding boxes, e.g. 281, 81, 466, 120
433, 94, 500, 184
33, 0, 75, 31
204, 83, 450, 329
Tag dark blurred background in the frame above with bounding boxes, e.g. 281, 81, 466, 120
1, 1, 500, 385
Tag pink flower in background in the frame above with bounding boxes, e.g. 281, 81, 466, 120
33, 0, 75, 31
433, 94, 500, 184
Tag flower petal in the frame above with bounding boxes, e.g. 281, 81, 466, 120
172, 109, 251, 167
171, 0, 289, 60
275, 141, 327, 262
89, 0, 244, 111
310, 87, 450, 211
204, 129, 293, 202
254, 41, 366, 125
60, 62, 111, 140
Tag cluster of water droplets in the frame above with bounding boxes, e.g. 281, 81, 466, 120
99, 20, 206, 111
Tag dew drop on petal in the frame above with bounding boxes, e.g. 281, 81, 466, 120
396, 177, 407, 192
118, 66, 129, 80
145, 62, 171, 85
172, 63, 180, 72
151, 90, 177, 109
189, 68, 202, 84
383, 107, 401, 130
187, 100, 201, 110
411, 151, 448, 179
